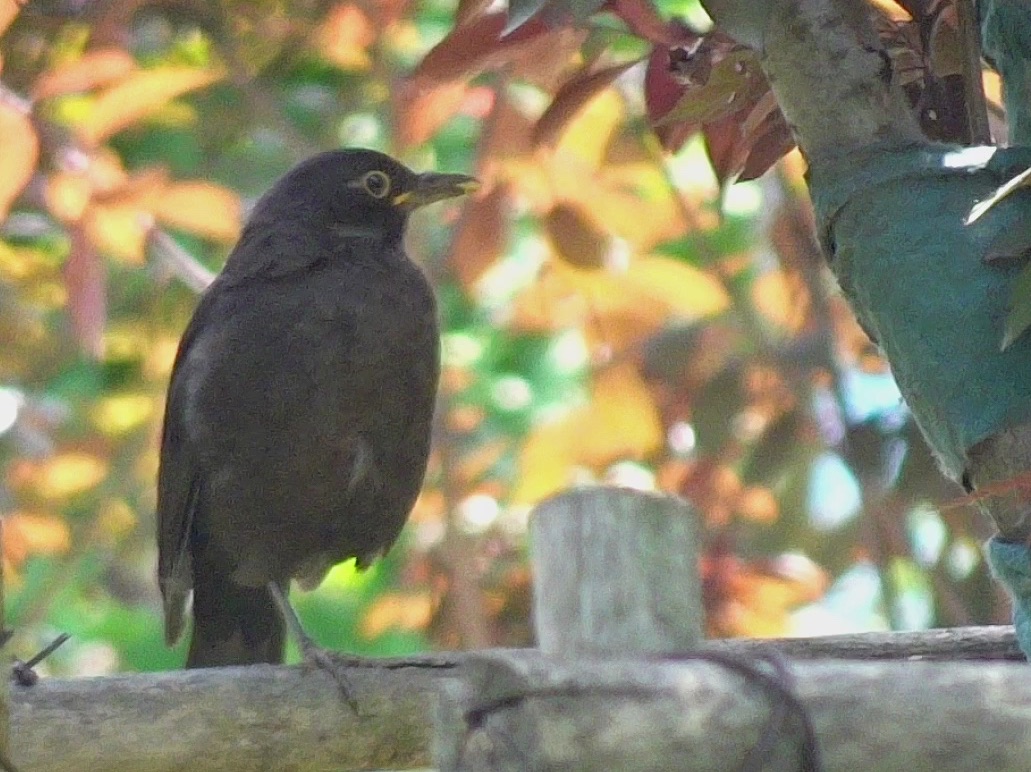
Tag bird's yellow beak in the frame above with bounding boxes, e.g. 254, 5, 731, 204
393, 172, 479, 209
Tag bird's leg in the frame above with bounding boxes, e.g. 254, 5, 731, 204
267, 582, 359, 712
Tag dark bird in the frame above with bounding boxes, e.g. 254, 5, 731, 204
157, 149, 477, 669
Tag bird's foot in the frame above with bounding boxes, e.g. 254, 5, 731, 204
267, 581, 361, 712
298, 641, 360, 713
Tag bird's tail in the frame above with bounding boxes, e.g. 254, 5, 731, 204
186, 565, 285, 667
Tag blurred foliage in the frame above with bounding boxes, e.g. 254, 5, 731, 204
0, 0, 1007, 676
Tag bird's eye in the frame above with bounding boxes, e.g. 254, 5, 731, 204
360, 170, 391, 199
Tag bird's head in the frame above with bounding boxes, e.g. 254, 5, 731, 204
246, 148, 479, 247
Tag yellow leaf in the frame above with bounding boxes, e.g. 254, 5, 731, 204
97, 498, 138, 541
90, 393, 156, 435
3, 512, 71, 565
85, 147, 132, 195
624, 255, 730, 319
0, 103, 39, 220
144, 334, 182, 379
0, 242, 49, 282
33, 48, 137, 100
76, 66, 224, 146
509, 265, 591, 333
577, 362, 663, 465
9, 452, 108, 500
359, 592, 434, 638
511, 415, 581, 504
752, 269, 806, 331
155, 181, 242, 242
46, 170, 93, 223
554, 87, 624, 170
869, 0, 912, 21
585, 188, 686, 250
83, 203, 151, 264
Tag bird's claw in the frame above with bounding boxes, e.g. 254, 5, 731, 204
300, 644, 360, 713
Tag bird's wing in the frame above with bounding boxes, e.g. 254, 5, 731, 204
156, 285, 223, 643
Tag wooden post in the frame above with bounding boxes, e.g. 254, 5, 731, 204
530, 487, 703, 656
436, 486, 718, 771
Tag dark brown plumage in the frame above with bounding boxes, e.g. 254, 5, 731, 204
157, 149, 476, 667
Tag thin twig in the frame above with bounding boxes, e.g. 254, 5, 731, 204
11, 633, 71, 687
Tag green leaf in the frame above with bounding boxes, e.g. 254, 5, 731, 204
1002, 259, 1031, 350
967, 164, 1031, 224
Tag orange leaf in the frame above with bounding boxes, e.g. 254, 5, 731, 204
511, 27, 588, 92
736, 486, 779, 523
577, 362, 663, 465
534, 256, 727, 354
448, 184, 509, 289
395, 79, 470, 149
83, 147, 133, 196
414, 12, 565, 85
0, 0, 21, 38
154, 181, 242, 242
32, 48, 137, 100
454, 439, 509, 486
543, 202, 609, 269
310, 3, 375, 70
82, 166, 170, 264
3, 512, 71, 566
509, 265, 589, 333
76, 66, 224, 146
9, 451, 108, 500
0, 103, 39, 220
359, 592, 434, 638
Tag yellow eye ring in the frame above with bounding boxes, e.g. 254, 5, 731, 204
360, 170, 391, 199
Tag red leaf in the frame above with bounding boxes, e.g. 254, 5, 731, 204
703, 98, 795, 186
512, 26, 590, 92
738, 111, 795, 182
644, 45, 695, 152
532, 59, 640, 147
656, 49, 766, 127
413, 12, 552, 83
